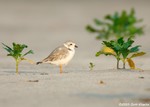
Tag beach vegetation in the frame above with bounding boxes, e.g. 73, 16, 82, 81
2, 43, 34, 74
96, 37, 145, 69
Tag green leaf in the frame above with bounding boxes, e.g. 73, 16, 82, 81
130, 52, 146, 58
86, 25, 97, 33
23, 50, 34, 57
94, 19, 103, 25
3, 48, 13, 55
113, 12, 119, 20
103, 41, 110, 46
117, 37, 124, 45
11, 43, 29, 58
2, 43, 13, 53
95, 51, 103, 57
112, 42, 121, 51
123, 38, 134, 49
129, 45, 140, 53
130, 8, 135, 16
121, 50, 129, 59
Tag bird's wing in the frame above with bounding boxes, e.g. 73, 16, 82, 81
42, 46, 69, 62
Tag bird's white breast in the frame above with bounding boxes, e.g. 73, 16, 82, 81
51, 49, 75, 66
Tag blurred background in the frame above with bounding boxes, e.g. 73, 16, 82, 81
0, 0, 150, 70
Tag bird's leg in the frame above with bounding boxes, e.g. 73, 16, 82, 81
59, 64, 63, 73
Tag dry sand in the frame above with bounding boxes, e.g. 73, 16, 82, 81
0, 0, 150, 107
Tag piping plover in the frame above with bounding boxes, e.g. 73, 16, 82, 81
36, 41, 78, 73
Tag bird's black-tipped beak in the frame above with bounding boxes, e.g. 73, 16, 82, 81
75, 45, 78, 48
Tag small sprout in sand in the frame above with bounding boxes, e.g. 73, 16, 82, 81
2, 42, 34, 74
89, 62, 95, 71
96, 37, 146, 69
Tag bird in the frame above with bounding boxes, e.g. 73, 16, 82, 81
36, 41, 78, 73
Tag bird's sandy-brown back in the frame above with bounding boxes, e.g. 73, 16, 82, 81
42, 46, 69, 63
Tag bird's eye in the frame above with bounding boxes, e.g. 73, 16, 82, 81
70, 44, 72, 45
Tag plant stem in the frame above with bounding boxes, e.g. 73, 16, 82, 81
117, 58, 120, 69
16, 60, 19, 74
123, 59, 126, 69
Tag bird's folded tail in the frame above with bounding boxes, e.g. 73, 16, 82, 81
36, 61, 42, 65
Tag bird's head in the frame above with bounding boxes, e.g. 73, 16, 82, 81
64, 41, 78, 50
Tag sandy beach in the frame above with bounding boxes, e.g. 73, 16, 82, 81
0, 0, 150, 107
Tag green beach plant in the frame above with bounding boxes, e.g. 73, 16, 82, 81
96, 37, 145, 69
86, 8, 144, 40
2, 43, 34, 74
89, 62, 95, 71
86, 8, 145, 70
